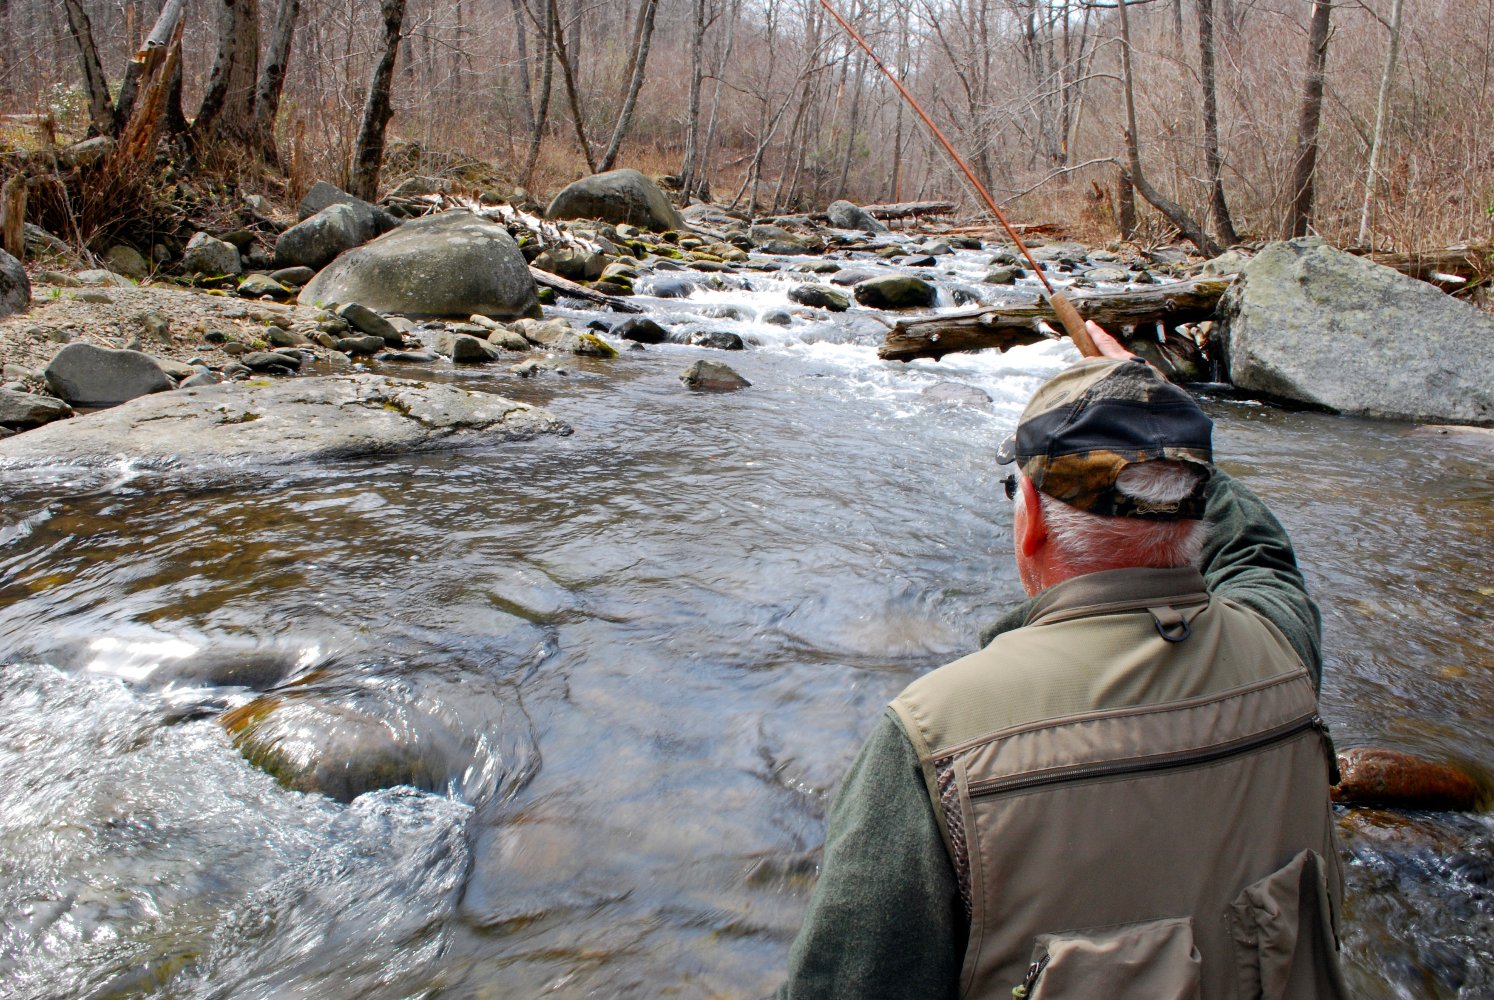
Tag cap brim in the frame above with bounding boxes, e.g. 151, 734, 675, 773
996, 433, 1017, 465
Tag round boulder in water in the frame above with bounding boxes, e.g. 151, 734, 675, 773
826, 199, 887, 233
688, 330, 744, 351
788, 284, 850, 311
299, 210, 540, 320
612, 317, 670, 344
853, 274, 936, 310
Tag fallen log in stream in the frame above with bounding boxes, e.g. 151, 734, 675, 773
878, 275, 1233, 363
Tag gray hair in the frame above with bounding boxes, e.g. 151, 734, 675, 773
1021, 461, 1209, 572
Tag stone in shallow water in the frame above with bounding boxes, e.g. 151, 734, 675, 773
688, 330, 745, 351
1332, 747, 1484, 811
853, 274, 936, 309
612, 317, 670, 344
681, 359, 750, 391
921, 382, 993, 411
788, 284, 850, 311
0, 373, 571, 470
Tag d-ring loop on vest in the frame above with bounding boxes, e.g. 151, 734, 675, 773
1148, 605, 1193, 643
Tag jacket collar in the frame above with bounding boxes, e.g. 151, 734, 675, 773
1025, 566, 1210, 629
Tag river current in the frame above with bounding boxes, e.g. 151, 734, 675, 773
1, 247, 1490, 999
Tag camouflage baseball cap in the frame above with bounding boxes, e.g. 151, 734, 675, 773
997, 357, 1213, 519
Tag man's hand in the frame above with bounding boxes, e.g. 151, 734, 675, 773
1086, 320, 1136, 360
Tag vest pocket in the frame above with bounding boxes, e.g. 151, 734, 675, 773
1016, 916, 1202, 999
1225, 849, 1349, 1000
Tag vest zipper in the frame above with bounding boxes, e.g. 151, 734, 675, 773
1011, 952, 1050, 998
967, 713, 1333, 799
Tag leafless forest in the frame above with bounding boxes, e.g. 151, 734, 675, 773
4, 0, 1492, 249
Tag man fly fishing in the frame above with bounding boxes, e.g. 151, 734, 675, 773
775, 323, 1348, 998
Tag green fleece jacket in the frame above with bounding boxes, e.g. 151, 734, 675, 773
774, 470, 1322, 1000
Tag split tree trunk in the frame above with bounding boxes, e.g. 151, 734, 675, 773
1286, 0, 1333, 238
114, 0, 186, 128
678, 0, 708, 193
349, 0, 407, 201
520, 0, 556, 188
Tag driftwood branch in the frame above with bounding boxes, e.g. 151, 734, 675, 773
529, 266, 643, 313
878, 276, 1232, 362
863, 200, 956, 220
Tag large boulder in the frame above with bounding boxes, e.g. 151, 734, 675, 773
274, 203, 376, 270
853, 274, 937, 310
181, 232, 242, 276
0, 249, 29, 316
44, 343, 175, 406
0, 374, 570, 470
546, 169, 684, 232
298, 211, 540, 319
297, 180, 400, 232
826, 199, 887, 233
1218, 239, 1494, 425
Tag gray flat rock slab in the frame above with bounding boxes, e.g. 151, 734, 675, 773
0, 374, 571, 473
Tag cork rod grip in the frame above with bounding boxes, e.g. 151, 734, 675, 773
1048, 291, 1100, 358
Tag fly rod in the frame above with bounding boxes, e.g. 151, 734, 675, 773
815, 0, 1099, 358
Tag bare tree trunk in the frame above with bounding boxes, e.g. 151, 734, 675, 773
521, 0, 555, 187
1358, 0, 1405, 246
349, 0, 407, 201
597, 0, 659, 172
694, 0, 739, 200
195, 0, 262, 148
678, 0, 708, 192
254, 0, 301, 165
1, 173, 25, 260
550, 0, 595, 173
115, 0, 187, 127
1197, 0, 1237, 245
510, 0, 536, 136
60, 0, 117, 136
1117, 171, 1137, 239
1286, 0, 1332, 238
1115, 0, 1218, 256
835, 50, 866, 198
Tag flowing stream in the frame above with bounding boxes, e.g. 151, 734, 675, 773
1, 246, 1491, 999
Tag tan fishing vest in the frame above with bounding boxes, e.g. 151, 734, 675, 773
891, 567, 1347, 1000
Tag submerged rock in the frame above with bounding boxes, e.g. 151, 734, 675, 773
222, 695, 452, 803
921, 382, 994, 411
0, 374, 570, 470
680, 359, 750, 391
1218, 238, 1494, 425
1333, 746, 1484, 811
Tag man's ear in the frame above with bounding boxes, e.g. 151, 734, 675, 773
1017, 477, 1047, 559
